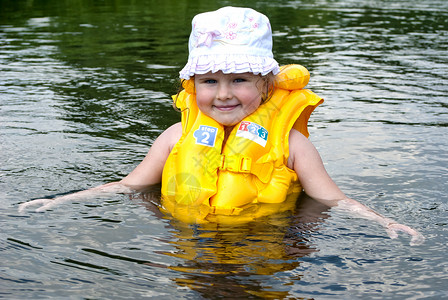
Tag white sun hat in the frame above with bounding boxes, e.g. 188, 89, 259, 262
179, 6, 280, 80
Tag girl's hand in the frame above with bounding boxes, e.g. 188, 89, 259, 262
18, 198, 66, 213
334, 199, 425, 246
386, 222, 425, 246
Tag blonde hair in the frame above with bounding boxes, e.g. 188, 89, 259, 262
260, 72, 276, 104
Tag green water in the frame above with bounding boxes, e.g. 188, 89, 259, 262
1, 0, 447, 298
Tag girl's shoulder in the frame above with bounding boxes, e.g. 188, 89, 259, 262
161, 122, 182, 151
287, 128, 319, 170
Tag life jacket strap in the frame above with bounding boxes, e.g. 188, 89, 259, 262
219, 154, 273, 183
219, 155, 252, 173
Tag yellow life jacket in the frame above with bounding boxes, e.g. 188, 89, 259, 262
161, 65, 323, 224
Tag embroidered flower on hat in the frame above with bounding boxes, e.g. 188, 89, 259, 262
196, 29, 221, 48
226, 31, 237, 40
228, 22, 237, 29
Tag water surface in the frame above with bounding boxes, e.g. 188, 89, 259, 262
1, 0, 447, 298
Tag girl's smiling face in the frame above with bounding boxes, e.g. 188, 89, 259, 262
194, 72, 266, 126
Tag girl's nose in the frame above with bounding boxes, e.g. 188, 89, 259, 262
216, 82, 232, 100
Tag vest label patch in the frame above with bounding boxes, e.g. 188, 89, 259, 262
193, 125, 218, 147
236, 121, 268, 147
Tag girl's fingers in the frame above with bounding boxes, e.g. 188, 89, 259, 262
386, 223, 425, 246
18, 199, 51, 213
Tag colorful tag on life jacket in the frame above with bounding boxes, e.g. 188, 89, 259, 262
193, 125, 218, 147
236, 121, 268, 147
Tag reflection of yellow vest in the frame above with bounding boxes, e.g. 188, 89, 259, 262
161, 65, 323, 224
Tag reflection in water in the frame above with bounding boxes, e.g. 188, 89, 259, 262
136, 191, 330, 298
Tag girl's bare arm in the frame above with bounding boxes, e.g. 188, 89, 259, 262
288, 129, 424, 245
18, 123, 182, 212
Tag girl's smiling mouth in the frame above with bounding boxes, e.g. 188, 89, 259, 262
214, 104, 240, 111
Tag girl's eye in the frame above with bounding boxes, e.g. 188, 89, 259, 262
204, 79, 217, 84
234, 78, 246, 83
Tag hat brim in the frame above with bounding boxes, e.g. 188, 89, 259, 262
179, 54, 280, 80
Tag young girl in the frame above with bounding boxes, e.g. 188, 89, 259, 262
19, 7, 423, 245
